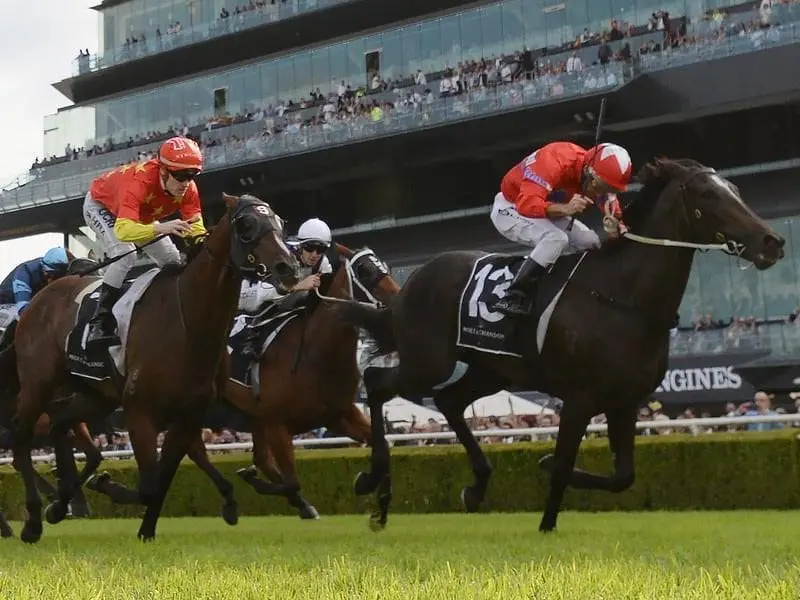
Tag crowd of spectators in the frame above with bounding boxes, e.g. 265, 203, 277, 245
21, 0, 798, 182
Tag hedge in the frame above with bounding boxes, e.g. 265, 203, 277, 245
0, 431, 798, 520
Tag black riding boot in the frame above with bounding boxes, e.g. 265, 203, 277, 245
239, 326, 261, 360
85, 283, 123, 347
494, 258, 548, 316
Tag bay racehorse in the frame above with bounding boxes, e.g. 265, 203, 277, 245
82, 243, 399, 523
5, 192, 298, 543
0, 257, 106, 538
224, 243, 399, 518
333, 158, 785, 531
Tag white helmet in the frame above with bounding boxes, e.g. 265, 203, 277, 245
297, 218, 332, 247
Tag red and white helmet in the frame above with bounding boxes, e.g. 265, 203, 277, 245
158, 136, 204, 171
583, 143, 632, 191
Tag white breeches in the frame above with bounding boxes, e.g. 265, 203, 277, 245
238, 280, 282, 313
489, 192, 600, 267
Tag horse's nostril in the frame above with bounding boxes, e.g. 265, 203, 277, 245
765, 234, 785, 249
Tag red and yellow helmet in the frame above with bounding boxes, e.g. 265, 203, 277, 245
158, 136, 203, 172
583, 143, 632, 191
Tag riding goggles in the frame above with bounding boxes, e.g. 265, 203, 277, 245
300, 241, 329, 254
168, 168, 201, 183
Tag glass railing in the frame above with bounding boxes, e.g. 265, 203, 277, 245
73, 0, 354, 76
639, 11, 800, 73
669, 321, 800, 359
0, 62, 628, 213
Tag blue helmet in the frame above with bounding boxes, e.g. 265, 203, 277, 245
42, 247, 70, 273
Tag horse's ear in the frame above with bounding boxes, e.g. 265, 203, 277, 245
635, 157, 665, 185
222, 192, 239, 209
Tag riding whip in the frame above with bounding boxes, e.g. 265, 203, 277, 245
73, 234, 169, 276
567, 95, 607, 232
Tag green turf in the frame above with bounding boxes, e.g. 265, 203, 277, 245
0, 512, 797, 599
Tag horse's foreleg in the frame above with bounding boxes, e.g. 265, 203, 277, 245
137, 412, 203, 542
538, 400, 593, 533
352, 385, 392, 498
264, 423, 318, 519
238, 419, 320, 518
43, 424, 82, 525
538, 404, 637, 493
0, 510, 13, 538
87, 409, 153, 505
331, 403, 391, 528
185, 431, 239, 525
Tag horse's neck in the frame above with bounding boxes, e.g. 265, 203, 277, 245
178, 230, 240, 346
589, 220, 695, 327
309, 264, 358, 351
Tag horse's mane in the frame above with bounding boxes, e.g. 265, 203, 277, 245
622, 157, 704, 229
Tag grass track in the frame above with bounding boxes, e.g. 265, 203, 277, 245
0, 512, 798, 599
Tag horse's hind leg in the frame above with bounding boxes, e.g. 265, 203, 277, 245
433, 369, 503, 513
185, 431, 239, 525
539, 403, 637, 493
11, 381, 56, 543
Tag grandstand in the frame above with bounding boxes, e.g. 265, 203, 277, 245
2, 0, 800, 410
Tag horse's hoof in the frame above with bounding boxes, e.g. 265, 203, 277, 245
44, 501, 68, 525
236, 466, 258, 482
353, 471, 375, 496
137, 531, 156, 543
20, 523, 42, 544
368, 514, 386, 532
538, 454, 555, 472
298, 504, 320, 520
86, 471, 110, 492
222, 502, 239, 526
538, 517, 557, 533
460, 486, 481, 513
0, 525, 14, 539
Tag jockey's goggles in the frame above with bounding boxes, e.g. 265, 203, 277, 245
168, 168, 200, 183
300, 241, 328, 254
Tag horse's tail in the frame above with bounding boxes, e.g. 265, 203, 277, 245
335, 301, 397, 356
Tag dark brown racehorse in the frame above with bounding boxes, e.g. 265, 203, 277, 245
221, 243, 400, 518
334, 158, 785, 531
5, 192, 298, 543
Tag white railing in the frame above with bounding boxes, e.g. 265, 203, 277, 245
1, 413, 798, 466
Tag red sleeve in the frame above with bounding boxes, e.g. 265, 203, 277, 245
178, 183, 202, 220
514, 148, 560, 218
515, 180, 552, 218
116, 180, 147, 221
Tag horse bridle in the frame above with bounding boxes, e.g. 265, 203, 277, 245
314, 248, 389, 308
201, 198, 287, 279
612, 167, 748, 265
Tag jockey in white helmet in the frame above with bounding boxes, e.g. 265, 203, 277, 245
237, 217, 333, 359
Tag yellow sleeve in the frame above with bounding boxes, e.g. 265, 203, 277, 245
114, 218, 156, 244
185, 216, 207, 238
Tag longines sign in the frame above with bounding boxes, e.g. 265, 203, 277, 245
652, 351, 768, 403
